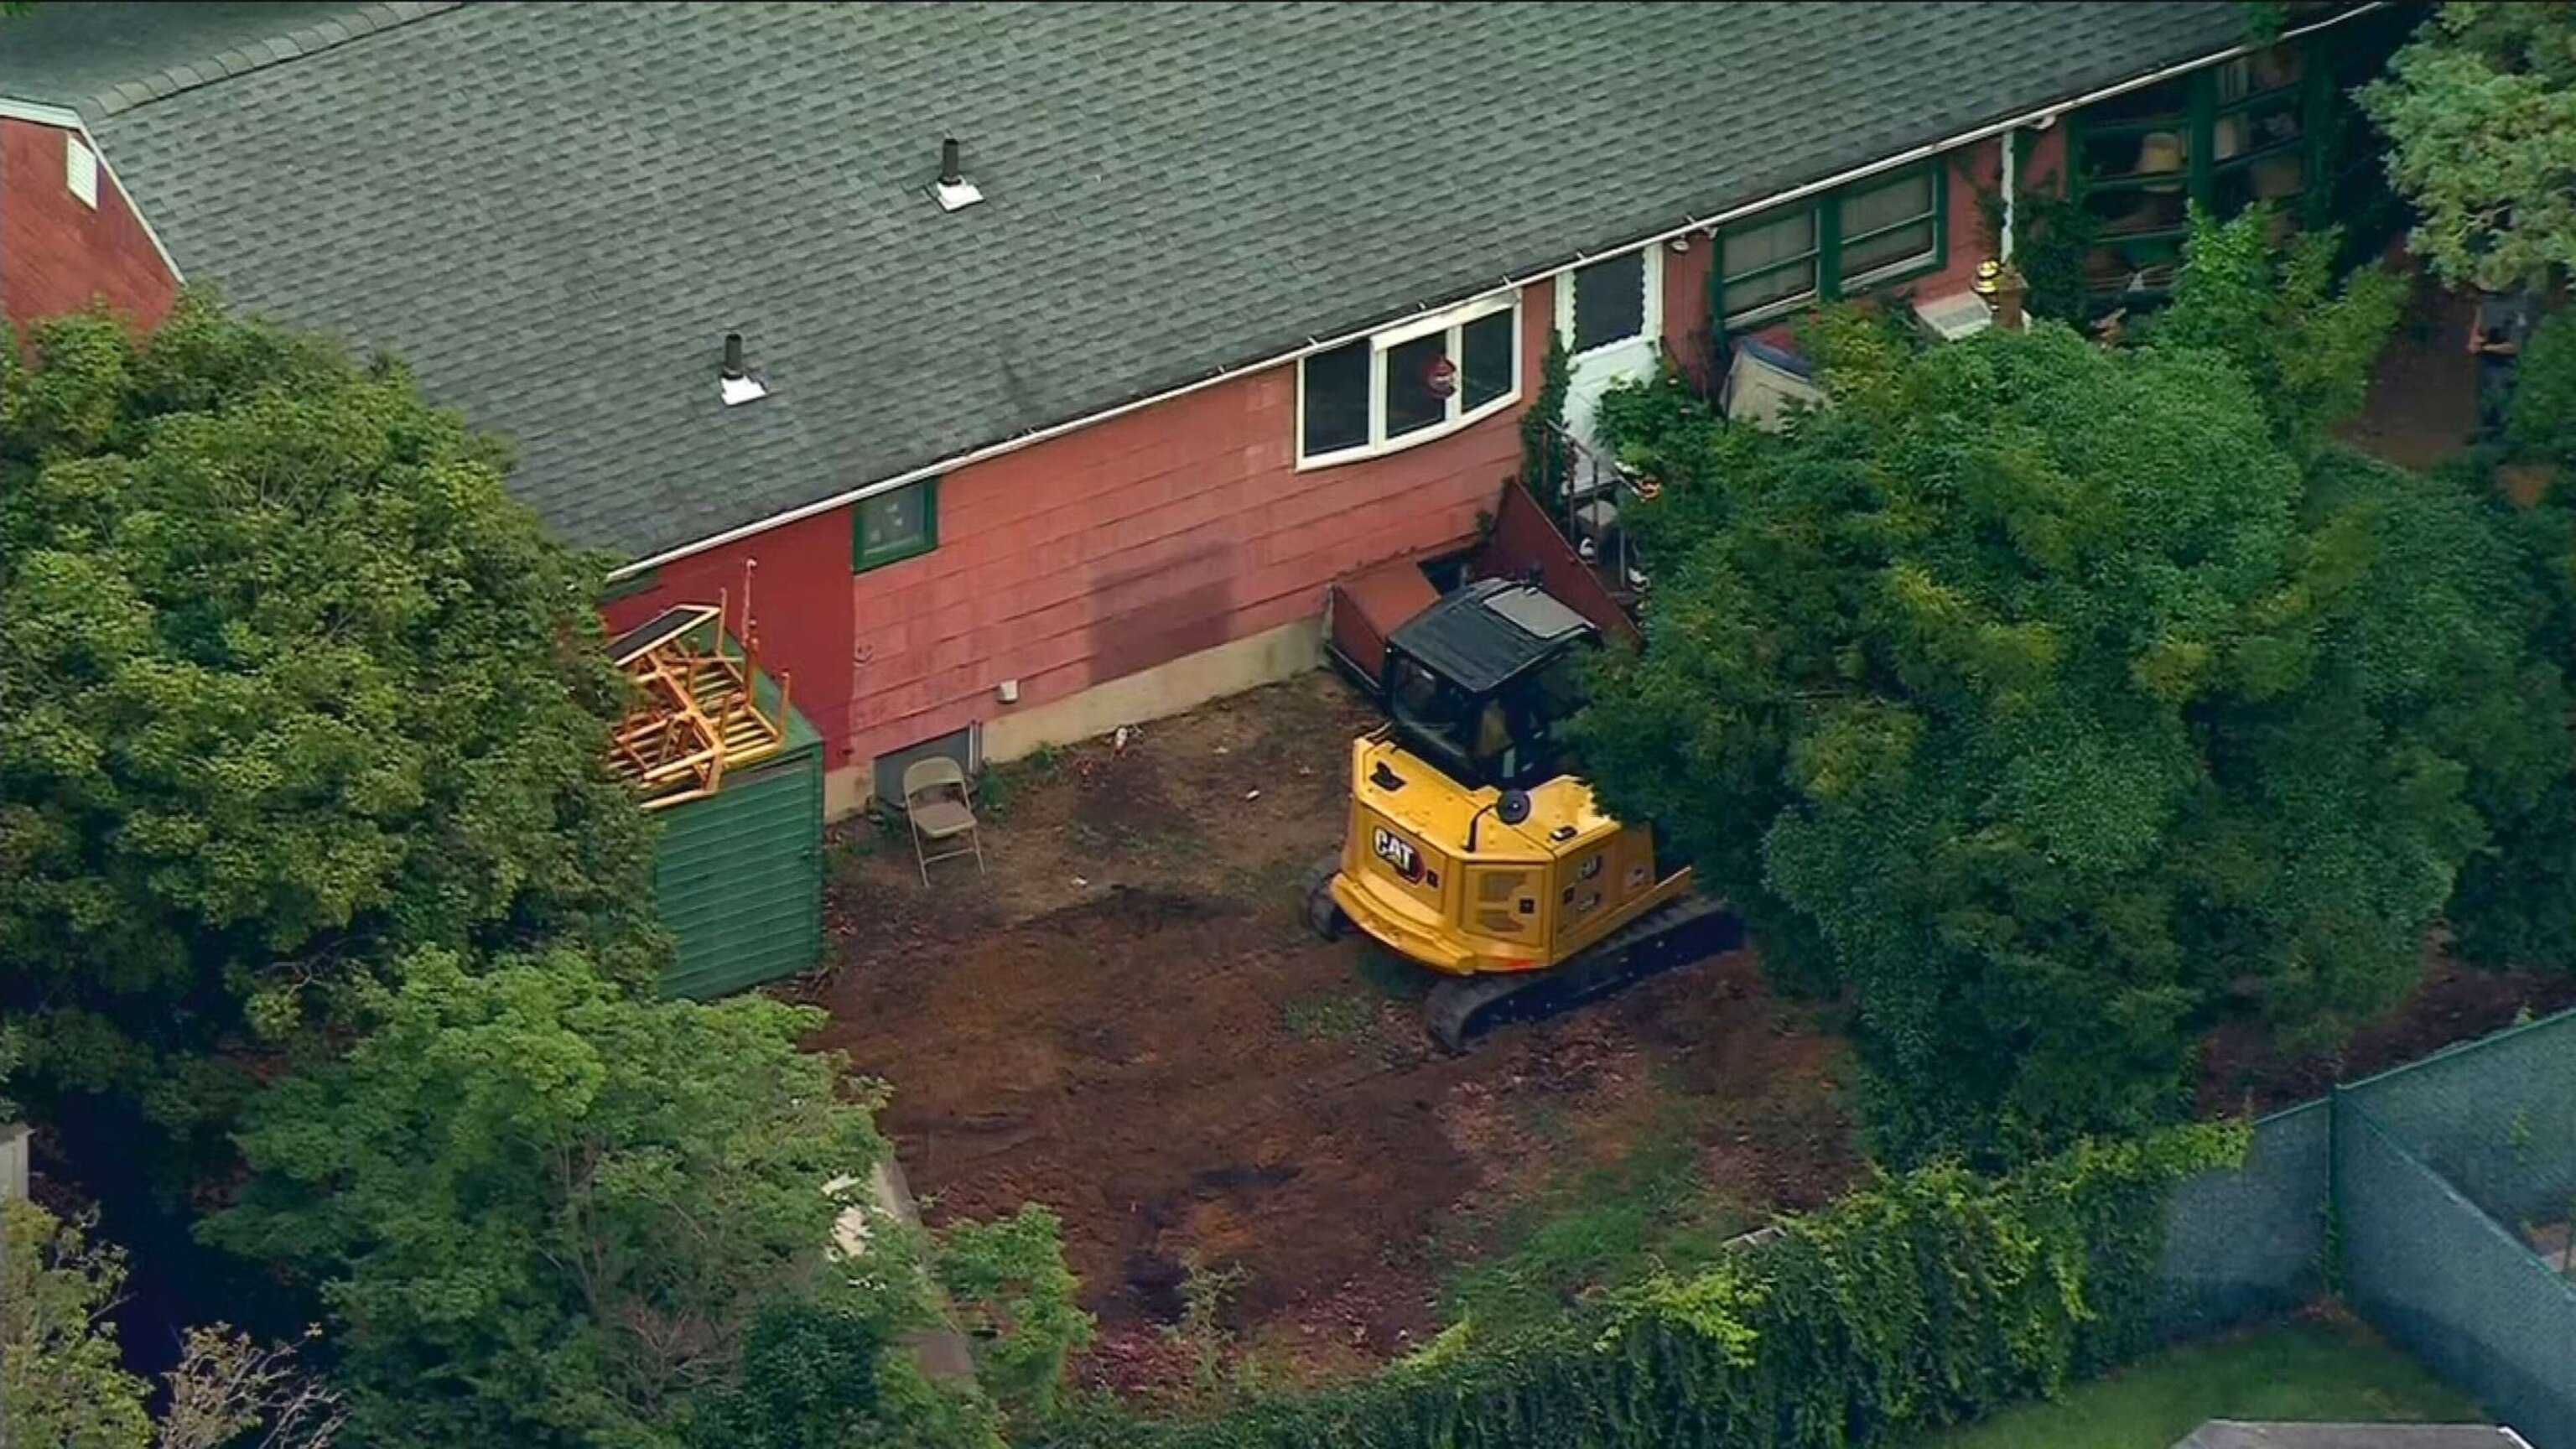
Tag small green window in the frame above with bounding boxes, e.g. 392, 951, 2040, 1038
854, 478, 938, 573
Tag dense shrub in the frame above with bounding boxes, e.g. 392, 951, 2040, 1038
2506, 309, 2576, 468
1031, 1124, 2243, 1449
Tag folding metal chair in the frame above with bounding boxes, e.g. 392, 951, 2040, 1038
901, 756, 985, 886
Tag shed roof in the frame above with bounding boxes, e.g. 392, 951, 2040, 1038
5, 2, 2298, 563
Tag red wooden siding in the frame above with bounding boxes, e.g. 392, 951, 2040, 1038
0, 118, 179, 331
1665, 230, 1718, 392
2019, 122, 2072, 199
610, 280, 1557, 772
605, 505, 863, 771
1938, 135, 2006, 298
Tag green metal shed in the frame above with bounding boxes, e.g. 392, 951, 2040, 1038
650, 673, 826, 1000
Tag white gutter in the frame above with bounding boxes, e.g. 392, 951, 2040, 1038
0, 97, 189, 287
595, 3, 2373, 579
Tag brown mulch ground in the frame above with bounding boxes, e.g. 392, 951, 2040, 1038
793, 668, 2575, 1399
2198, 948, 2576, 1118
792, 674, 1855, 1394
2336, 269, 2481, 471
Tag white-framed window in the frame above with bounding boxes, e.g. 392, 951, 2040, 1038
1296, 293, 1521, 468
1555, 247, 1663, 357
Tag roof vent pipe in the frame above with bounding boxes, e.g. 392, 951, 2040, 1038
931, 136, 984, 212
720, 332, 770, 407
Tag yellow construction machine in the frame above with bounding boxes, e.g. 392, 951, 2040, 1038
1304, 489, 1740, 1049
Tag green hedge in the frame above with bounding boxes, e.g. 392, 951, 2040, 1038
1034, 1124, 2246, 1449
2506, 309, 2576, 468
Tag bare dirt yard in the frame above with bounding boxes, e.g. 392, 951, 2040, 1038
2337, 269, 2482, 471
793, 673, 1857, 1395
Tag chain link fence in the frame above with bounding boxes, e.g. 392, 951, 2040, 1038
2154, 1009, 2576, 1448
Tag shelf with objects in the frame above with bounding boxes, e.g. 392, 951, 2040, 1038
2062, 40, 2325, 314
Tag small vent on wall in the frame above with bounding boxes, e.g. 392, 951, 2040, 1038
64, 134, 98, 210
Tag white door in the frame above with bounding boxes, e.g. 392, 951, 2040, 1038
1555, 247, 1664, 451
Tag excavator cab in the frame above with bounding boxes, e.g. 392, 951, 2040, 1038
1381, 583, 1593, 794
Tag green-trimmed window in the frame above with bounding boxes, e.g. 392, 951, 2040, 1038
854, 478, 937, 573
1716, 161, 1946, 330
2070, 43, 2320, 305
1838, 169, 1941, 287
1720, 210, 1819, 321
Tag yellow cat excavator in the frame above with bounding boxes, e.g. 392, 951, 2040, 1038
1303, 486, 1740, 1049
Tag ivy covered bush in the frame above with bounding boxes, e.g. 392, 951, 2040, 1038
1032, 1124, 2243, 1449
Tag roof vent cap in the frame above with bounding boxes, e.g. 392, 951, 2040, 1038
720, 332, 770, 407
931, 137, 983, 212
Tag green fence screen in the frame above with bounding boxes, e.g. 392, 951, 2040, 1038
2346, 1013, 2576, 1239
2156, 1098, 2329, 1341
2153, 1008, 2576, 1448
2339, 1097, 2576, 1449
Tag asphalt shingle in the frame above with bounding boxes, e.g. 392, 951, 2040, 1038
5, 3, 2276, 561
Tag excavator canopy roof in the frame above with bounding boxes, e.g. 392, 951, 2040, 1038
1389, 579, 1595, 696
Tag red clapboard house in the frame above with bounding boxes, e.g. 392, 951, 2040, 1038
0, 1, 2388, 816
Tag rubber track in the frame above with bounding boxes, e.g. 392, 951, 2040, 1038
1422, 894, 1743, 1052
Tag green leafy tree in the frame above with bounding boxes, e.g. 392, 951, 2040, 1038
201, 946, 932, 1449
1579, 310, 2561, 1165
2506, 308, 2576, 467
2, 1199, 152, 1449
2448, 418, 2576, 969
0, 296, 662, 1148
683, 1297, 994, 1449
935, 1206, 1093, 1424
2360, 2, 2576, 290
3, 1199, 342, 1449
2148, 206, 2407, 454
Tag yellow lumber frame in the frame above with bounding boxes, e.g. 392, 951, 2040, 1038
603, 594, 792, 810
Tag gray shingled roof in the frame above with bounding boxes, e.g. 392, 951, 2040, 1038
0, 3, 370, 112
7, 2, 2273, 562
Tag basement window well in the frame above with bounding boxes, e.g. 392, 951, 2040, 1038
1297, 293, 1521, 468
